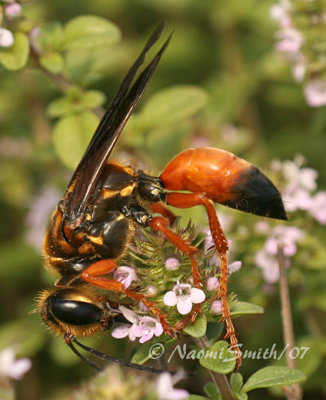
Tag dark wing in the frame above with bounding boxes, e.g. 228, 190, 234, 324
63, 22, 171, 226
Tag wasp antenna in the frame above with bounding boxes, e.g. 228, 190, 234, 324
71, 336, 171, 374
65, 338, 102, 372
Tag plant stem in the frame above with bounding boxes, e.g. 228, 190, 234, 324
278, 245, 303, 400
195, 336, 235, 400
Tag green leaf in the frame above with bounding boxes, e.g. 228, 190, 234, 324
234, 392, 248, 400
242, 366, 306, 392
188, 396, 210, 400
204, 382, 221, 400
48, 90, 105, 117
40, 50, 64, 74
63, 15, 121, 50
82, 90, 106, 109
199, 340, 236, 374
52, 111, 99, 169
131, 338, 166, 365
231, 301, 264, 317
138, 85, 208, 128
184, 314, 207, 338
230, 372, 243, 392
0, 32, 29, 70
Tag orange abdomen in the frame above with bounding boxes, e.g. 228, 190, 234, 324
160, 147, 287, 220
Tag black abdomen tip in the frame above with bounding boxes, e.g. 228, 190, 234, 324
225, 166, 288, 220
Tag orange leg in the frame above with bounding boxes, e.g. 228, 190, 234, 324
151, 202, 176, 225
149, 215, 204, 330
165, 192, 242, 368
149, 216, 201, 287
81, 259, 176, 337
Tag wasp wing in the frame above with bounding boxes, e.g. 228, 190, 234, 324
63, 23, 171, 226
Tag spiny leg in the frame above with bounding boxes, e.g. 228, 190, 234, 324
165, 192, 242, 368
81, 259, 176, 337
149, 216, 202, 287
149, 216, 203, 330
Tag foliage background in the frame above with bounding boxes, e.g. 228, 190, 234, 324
0, 0, 325, 399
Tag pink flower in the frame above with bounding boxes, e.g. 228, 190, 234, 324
163, 282, 205, 315
210, 300, 223, 315
0, 28, 14, 47
276, 26, 303, 54
0, 347, 31, 380
156, 371, 189, 400
228, 261, 242, 274
269, 0, 292, 27
255, 225, 299, 283
265, 226, 302, 257
5, 2, 22, 19
165, 257, 180, 271
206, 277, 220, 291
113, 266, 138, 289
255, 249, 281, 283
280, 159, 318, 212
304, 80, 326, 107
309, 191, 326, 224
111, 306, 163, 344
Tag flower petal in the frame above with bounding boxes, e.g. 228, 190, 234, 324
155, 323, 164, 337
111, 325, 130, 339
176, 298, 193, 315
189, 288, 205, 304
139, 332, 154, 344
163, 291, 178, 306
119, 305, 139, 324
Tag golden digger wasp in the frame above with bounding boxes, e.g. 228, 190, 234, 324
38, 22, 287, 372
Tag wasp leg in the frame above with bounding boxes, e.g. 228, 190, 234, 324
81, 259, 177, 337
149, 216, 201, 287
165, 192, 242, 369
151, 203, 177, 225
148, 216, 203, 331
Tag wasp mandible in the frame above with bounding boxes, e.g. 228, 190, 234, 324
38, 22, 287, 370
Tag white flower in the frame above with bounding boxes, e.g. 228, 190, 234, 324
111, 306, 163, 344
0, 347, 31, 380
0, 28, 14, 48
113, 266, 138, 289
163, 282, 205, 315
156, 371, 189, 400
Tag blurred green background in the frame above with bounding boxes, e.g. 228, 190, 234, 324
0, 0, 326, 399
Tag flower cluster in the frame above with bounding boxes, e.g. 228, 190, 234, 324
254, 156, 325, 283
111, 306, 163, 344
272, 157, 326, 224
255, 225, 302, 283
270, 0, 326, 106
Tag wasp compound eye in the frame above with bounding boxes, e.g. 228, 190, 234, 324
49, 298, 104, 326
